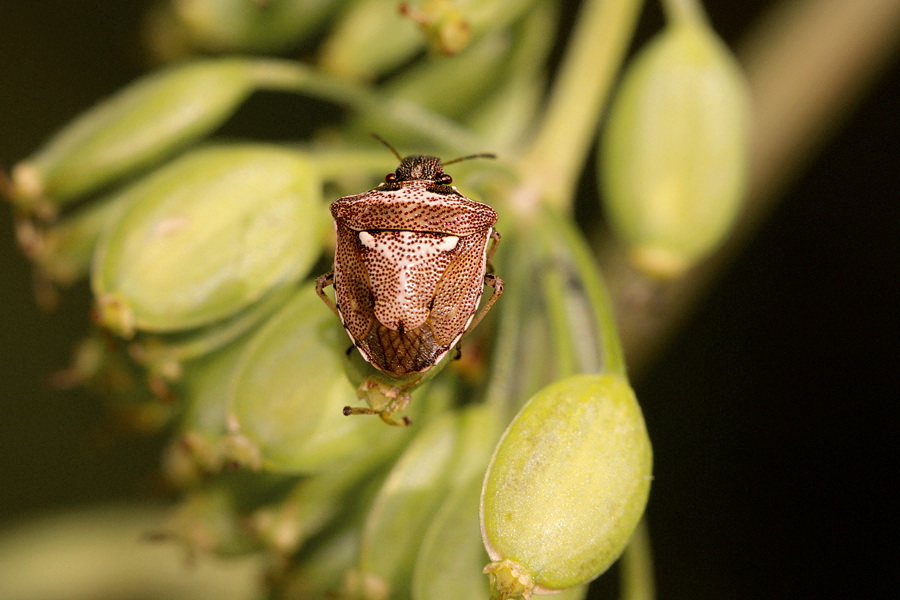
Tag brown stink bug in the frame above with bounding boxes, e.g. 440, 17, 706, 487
316, 142, 503, 393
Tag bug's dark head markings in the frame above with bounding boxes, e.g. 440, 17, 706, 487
390, 154, 447, 184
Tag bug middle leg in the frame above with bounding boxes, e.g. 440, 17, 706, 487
467, 273, 504, 333
315, 271, 341, 317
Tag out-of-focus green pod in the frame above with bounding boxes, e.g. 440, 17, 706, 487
249, 447, 396, 556
228, 289, 419, 473
131, 283, 295, 384
319, 0, 541, 81
600, 15, 750, 279
164, 484, 262, 557
280, 525, 359, 599
153, 0, 341, 56
481, 230, 557, 418
463, 1, 555, 150
481, 374, 652, 596
357, 410, 462, 599
354, 29, 512, 129
318, 0, 424, 80
532, 206, 626, 378
412, 476, 487, 600
29, 188, 136, 288
163, 336, 254, 486
8, 59, 257, 214
91, 144, 322, 338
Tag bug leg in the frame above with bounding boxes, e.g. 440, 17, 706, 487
452, 346, 462, 361
315, 271, 341, 317
467, 273, 504, 333
344, 378, 413, 426
485, 230, 502, 267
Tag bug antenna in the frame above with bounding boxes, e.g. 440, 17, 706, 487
371, 133, 403, 162
443, 152, 497, 166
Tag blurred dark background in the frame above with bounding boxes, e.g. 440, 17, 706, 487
1, 2, 896, 599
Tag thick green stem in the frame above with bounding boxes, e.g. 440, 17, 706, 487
247, 59, 486, 153
620, 519, 655, 600
660, 0, 707, 25
515, 0, 644, 216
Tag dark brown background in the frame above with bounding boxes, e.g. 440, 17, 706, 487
1, 2, 896, 599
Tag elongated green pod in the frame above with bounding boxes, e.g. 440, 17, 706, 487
228, 289, 414, 473
92, 144, 322, 337
154, 0, 340, 55
600, 15, 750, 278
131, 284, 295, 383
532, 206, 626, 377
361, 29, 513, 125
319, 0, 541, 80
481, 374, 652, 596
8, 59, 256, 214
482, 230, 557, 418
30, 188, 136, 287
250, 453, 391, 556
464, 1, 556, 150
164, 337, 251, 484
357, 410, 464, 599
412, 476, 488, 600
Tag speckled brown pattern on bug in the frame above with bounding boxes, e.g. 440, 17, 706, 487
318, 154, 503, 378
332, 185, 494, 375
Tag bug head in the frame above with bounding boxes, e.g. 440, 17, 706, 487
371, 133, 495, 186
389, 155, 449, 184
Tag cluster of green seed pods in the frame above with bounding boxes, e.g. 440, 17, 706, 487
2, 0, 757, 597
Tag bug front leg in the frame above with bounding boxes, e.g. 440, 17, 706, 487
468, 273, 504, 333
315, 271, 341, 317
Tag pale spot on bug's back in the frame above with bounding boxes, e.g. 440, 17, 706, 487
434, 235, 459, 252
358, 231, 376, 248
359, 230, 458, 331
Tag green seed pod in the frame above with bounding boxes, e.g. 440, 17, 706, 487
463, 2, 555, 151
319, 0, 425, 80
357, 410, 464, 599
163, 337, 250, 485
131, 284, 295, 385
91, 144, 322, 337
29, 188, 136, 289
532, 206, 626, 378
358, 30, 512, 127
319, 0, 541, 81
160, 0, 340, 55
228, 289, 417, 473
600, 17, 750, 279
480, 374, 652, 596
249, 454, 390, 556
8, 59, 257, 214
412, 476, 488, 600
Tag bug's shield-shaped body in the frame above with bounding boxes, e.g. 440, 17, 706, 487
321, 156, 500, 378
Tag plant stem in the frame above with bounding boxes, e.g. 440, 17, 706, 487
660, 0, 707, 25
246, 59, 486, 154
514, 0, 644, 217
620, 519, 655, 600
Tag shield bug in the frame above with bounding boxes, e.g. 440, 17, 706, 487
316, 141, 503, 415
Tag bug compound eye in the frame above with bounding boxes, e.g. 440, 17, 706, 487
438, 173, 452, 185
384, 172, 397, 183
